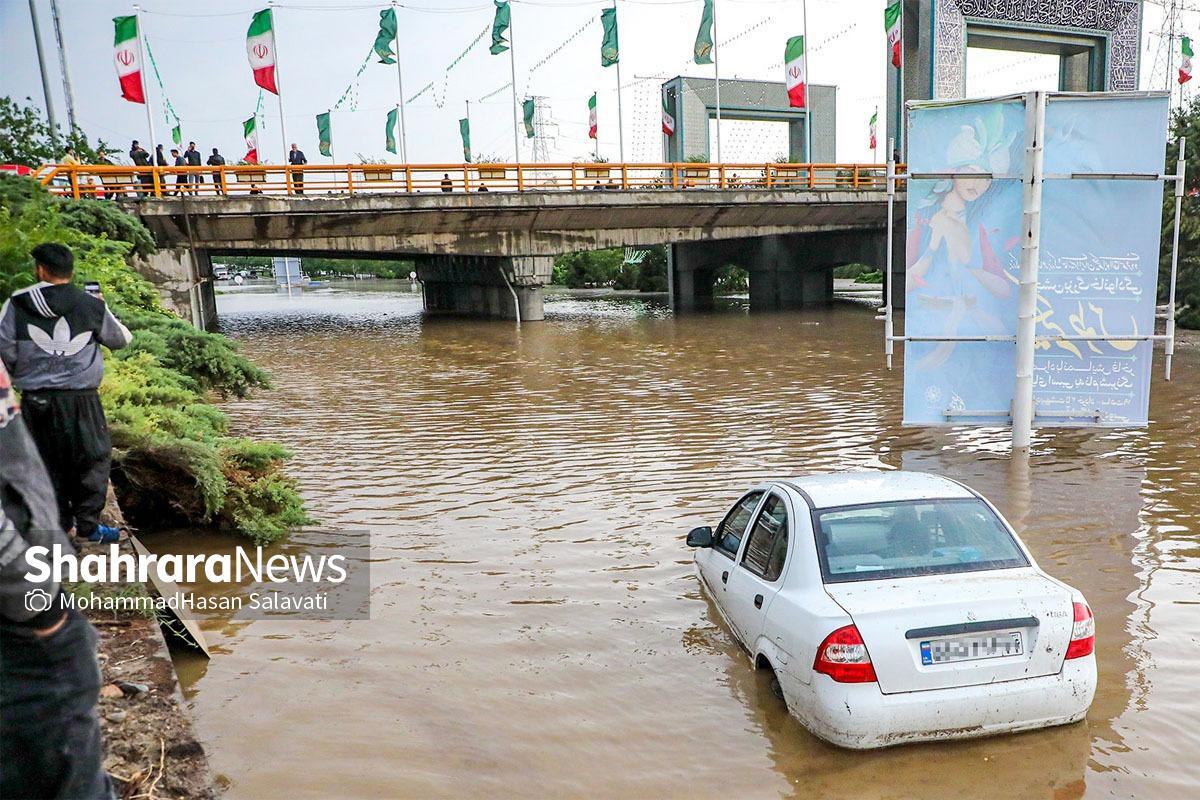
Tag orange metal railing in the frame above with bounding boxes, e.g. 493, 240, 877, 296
33, 162, 902, 200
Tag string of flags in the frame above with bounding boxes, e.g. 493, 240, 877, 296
113, 1, 923, 165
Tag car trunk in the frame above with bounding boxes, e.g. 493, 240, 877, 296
823, 568, 1075, 694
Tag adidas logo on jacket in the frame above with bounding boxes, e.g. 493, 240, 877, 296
0, 282, 132, 391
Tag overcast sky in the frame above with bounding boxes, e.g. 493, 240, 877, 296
1, 0, 1191, 166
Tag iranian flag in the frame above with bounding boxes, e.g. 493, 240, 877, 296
113, 16, 144, 104
588, 93, 598, 139
885, 1, 902, 69
1182, 37, 1194, 84
243, 116, 259, 164
246, 9, 278, 95
662, 95, 675, 136
869, 109, 877, 150
785, 36, 806, 109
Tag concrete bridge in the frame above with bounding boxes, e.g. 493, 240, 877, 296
37, 163, 904, 327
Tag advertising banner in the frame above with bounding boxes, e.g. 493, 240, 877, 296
902, 92, 1168, 427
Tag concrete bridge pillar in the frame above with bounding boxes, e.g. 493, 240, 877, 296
131, 247, 218, 331
417, 255, 550, 321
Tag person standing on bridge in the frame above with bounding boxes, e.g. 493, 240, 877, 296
288, 143, 308, 195
129, 141, 151, 197
185, 142, 203, 191
171, 148, 188, 196
154, 144, 168, 167
440, 173, 453, 192
0, 243, 132, 545
207, 148, 227, 195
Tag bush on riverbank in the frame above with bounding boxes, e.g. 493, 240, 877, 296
0, 173, 309, 543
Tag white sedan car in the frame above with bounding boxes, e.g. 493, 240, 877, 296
687, 471, 1096, 749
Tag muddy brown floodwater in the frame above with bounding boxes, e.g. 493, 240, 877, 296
153, 283, 1199, 799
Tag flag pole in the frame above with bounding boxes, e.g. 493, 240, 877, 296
391, 0, 408, 162
508, 6, 521, 165
613, 0, 625, 164
802, 0, 811, 162
268, 0, 290, 165
133, 5, 156, 160
712, 0, 721, 162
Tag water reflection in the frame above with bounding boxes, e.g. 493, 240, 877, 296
149, 284, 1200, 798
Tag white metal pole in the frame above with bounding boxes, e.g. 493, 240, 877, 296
391, 0, 408, 162
613, 1, 625, 164
884, 137, 895, 369
508, 8, 521, 165
269, 1, 290, 165
133, 6, 156, 161
712, 0, 721, 163
802, 0, 811, 162
1013, 91, 1046, 451
28, 0, 59, 139
1166, 135, 1185, 380
1166, 3, 1176, 100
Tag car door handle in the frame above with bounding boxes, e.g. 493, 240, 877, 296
754, 594, 764, 609
721, 571, 729, 585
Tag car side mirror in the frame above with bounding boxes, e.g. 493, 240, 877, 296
686, 526, 714, 548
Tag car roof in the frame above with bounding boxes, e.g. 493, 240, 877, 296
774, 470, 976, 510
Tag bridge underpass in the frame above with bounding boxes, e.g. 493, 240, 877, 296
41, 163, 904, 328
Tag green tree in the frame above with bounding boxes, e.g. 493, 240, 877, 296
1163, 100, 1200, 328
0, 96, 111, 166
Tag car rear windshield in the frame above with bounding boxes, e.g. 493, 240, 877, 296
813, 498, 1029, 583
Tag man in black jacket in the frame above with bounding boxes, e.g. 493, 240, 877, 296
154, 144, 167, 166
129, 141, 151, 197
0, 358, 113, 800
185, 141, 203, 191
288, 143, 307, 195
171, 148, 188, 195
207, 147, 227, 195
0, 244, 132, 544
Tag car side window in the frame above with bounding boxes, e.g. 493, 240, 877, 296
714, 492, 763, 558
741, 493, 789, 582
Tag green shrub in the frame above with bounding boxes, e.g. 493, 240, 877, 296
0, 173, 308, 543
854, 270, 884, 284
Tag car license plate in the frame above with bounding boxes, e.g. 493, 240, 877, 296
920, 631, 1023, 665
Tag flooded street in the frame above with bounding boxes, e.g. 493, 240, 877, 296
168, 283, 1198, 799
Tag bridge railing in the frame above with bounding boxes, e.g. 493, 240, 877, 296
32, 162, 902, 200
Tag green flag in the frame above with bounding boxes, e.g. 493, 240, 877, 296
694, 0, 714, 64
374, 8, 397, 64
522, 98, 535, 138
385, 108, 398, 154
600, 7, 618, 67
459, 117, 471, 162
316, 112, 332, 158
490, 1, 510, 55
171, 124, 181, 146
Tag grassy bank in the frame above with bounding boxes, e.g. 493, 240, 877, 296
0, 174, 308, 543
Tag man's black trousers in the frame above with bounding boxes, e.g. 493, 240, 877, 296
19, 390, 111, 540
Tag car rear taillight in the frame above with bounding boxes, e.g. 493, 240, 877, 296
1065, 601, 1095, 660
813, 624, 877, 683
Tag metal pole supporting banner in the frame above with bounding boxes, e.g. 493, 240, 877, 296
391, 0, 408, 162
28, 0, 60, 139
802, 0, 812, 162
1166, 136, 1185, 380
133, 6, 156, 160
712, 0, 721, 162
884, 137, 896, 369
1012, 91, 1046, 451
613, 1, 625, 164
508, 8, 521, 165
48, 0, 77, 132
